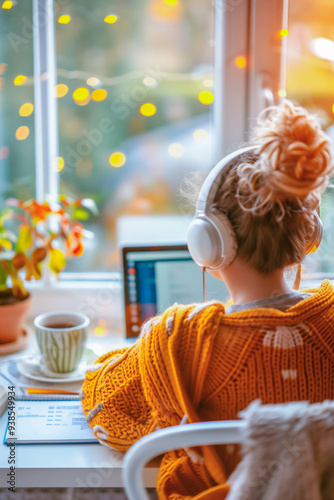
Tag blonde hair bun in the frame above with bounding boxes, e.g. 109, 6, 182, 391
237, 100, 333, 218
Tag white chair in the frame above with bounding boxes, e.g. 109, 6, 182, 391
123, 401, 334, 500
123, 420, 244, 500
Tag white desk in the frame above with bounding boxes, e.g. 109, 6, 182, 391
0, 332, 159, 489
0, 413, 158, 488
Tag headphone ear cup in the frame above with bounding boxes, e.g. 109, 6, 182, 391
187, 218, 222, 268
187, 146, 256, 272
187, 211, 238, 270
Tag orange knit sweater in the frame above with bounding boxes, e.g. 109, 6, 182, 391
81, 280, 334, 500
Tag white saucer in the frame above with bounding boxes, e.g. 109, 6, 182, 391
16, 348, 97, 384
16, 358, 87, 384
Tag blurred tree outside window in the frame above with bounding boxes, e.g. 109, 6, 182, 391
55, 0, 215, 271
0, 0, 36, 204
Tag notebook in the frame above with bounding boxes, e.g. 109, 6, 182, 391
4, 395, 98, 445
122, 244, 230, 338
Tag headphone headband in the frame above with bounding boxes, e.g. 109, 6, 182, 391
196, 145, 258, 212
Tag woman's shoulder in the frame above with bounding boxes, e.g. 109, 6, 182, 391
161, 299, 226, 324
139, 300, 226, 341
301, 279, 334, 297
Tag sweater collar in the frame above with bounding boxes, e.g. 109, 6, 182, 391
222, 280, 334, 324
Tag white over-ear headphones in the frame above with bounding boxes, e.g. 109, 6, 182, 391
187, 145, 323, 271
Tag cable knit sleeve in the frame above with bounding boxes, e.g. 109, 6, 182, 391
81, 335, 157, 451
81, 301, 225, 455
80, 304, 184, 451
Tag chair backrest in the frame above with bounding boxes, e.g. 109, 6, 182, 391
123, 420, 244, 500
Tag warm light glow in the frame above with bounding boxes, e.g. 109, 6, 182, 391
198, 91, 214, 105
203, 78, 213, 88
74, 96, 90, 106
14, 75, 27, 86
109, 152, 126, 168
55, 83, 69, 98
15, 126, 29, 141
0, 146, 9, 159
72, 87, 89, 102
278, 89, 287, 97
86, 77, 101, 87
140, 103, 157, 117
143, 77, 157, 87
94, 327, 105, 336
104, 14, 118, 24
94, 320, 108, 337
2, 1, 13, 9
91, 89, 107, 102
19, 103, 34, 117
193, 129, 209, 142
310, 37, 334, 62
332, 104, 334, 115
235, 56, 247, 68
53, 157, 65, 172
279, 28, 289, 38
150, 0, 181, 20
168, 143, 184, 158
58, 15, 71, 24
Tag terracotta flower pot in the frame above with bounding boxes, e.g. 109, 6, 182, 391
0, 292, 32, 344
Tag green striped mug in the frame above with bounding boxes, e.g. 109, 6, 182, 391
34, 312, 89, 373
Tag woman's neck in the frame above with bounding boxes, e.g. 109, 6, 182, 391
221, 257, 292, 306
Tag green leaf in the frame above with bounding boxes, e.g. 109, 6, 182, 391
72, 208, 89, 220
17, 225, 32, 251
0, 264, 7, 290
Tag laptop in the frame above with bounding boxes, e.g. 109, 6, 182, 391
122, 244, 230, 338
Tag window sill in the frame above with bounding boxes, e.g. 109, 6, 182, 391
25, 278, 124, 330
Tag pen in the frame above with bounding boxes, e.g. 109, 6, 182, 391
26, 388, 79, 395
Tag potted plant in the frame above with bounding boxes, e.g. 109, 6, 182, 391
0, 195, 97, 344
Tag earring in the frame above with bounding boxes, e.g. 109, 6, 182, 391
292, 263, 302, 291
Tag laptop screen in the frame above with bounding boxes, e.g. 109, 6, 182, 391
122, 245, 230, 337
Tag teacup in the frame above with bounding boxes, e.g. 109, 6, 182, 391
34, 312, 89, 373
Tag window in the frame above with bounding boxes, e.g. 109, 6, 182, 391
286, 0, 334, 275
1, 0, 215, 277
